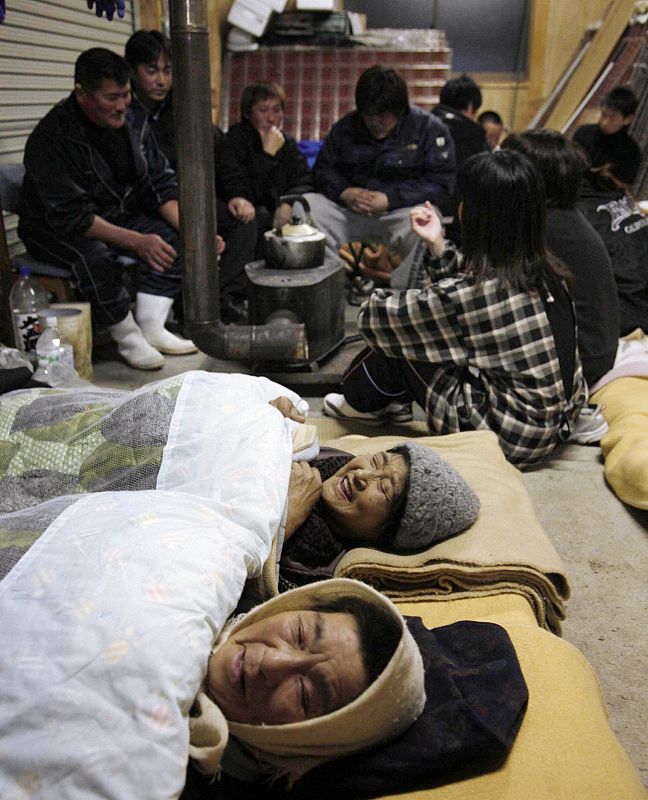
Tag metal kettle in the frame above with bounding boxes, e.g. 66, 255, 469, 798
263, 195, 327, 270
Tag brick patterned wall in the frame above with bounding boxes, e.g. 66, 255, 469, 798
220, 45, 452, 141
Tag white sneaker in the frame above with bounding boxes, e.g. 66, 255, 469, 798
386, 401, 413, 423
569, 404, 609, 445
322, 393, 388, 426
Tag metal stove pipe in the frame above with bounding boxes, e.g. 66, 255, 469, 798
169, 0, 307, 362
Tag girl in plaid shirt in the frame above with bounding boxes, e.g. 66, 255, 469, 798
324, 150, 587, 468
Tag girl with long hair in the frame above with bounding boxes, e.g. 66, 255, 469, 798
324, 149, 587, 468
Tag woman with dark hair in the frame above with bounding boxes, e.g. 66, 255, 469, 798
324, 150, 587, 468
219, 82, 313, 253
501, 129, 619, 387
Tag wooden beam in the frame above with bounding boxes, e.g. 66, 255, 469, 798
544, 0, 636, 130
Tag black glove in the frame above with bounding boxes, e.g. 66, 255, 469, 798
85, 0, 125, 20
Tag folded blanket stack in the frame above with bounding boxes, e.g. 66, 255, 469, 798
314, 427, 570, 635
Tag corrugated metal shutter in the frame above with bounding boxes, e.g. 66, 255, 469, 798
0, 0, 136, 257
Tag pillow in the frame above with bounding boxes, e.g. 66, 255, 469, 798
592, 376, 648, 509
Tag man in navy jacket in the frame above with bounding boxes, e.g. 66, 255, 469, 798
306, 65, 456, 269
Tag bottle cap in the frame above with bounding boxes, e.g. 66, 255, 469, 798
18, 266, 32, 277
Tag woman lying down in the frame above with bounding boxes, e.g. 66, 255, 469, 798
0, 373, 519, 799
273, 396, 480, 587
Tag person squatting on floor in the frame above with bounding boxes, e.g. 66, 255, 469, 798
305, 64, 456, 266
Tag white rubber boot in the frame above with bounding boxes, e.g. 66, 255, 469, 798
108, 312, 165, 370
135, 293, 198, 355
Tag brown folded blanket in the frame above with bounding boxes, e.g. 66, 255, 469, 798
311, 425, 569, 635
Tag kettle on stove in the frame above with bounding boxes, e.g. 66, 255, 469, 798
263, 195, 327, 270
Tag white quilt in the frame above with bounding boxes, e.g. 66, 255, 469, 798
0, 372, 296, 799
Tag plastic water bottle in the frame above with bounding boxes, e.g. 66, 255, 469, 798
10, 267, 49, 362
33, 314, 76, 387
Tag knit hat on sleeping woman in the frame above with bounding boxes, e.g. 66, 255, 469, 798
389, 441, 480, 551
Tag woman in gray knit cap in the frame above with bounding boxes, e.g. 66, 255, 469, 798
280, 440, 480, 586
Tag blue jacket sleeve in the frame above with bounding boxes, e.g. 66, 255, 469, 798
386, 119, 456, 210
312, 123, 352, 203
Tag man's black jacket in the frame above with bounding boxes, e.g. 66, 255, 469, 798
19, 93, 177, 241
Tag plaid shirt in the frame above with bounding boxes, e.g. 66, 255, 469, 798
359, 248, 587, 467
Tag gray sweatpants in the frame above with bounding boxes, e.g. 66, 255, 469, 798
303, 192, 419, 264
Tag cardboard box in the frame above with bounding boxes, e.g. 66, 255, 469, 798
296, 0, 343, 10
265, 0, 287, 11
227, 0, 273, 37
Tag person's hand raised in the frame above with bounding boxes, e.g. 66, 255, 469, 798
410, 201, 445, 257
260, 125, 285, 157
284, 462, 322, 539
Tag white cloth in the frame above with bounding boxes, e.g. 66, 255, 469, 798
0, 371, 297, 800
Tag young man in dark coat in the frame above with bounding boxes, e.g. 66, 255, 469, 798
573, 86, 642, 188
432, 74, 489, 244
125, 30, 252, 324
218, 82, 313, 258
306, 65, 456, 265
18, 48, 198, 369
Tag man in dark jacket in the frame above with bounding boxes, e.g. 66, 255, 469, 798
573, 86, 642, 188
18, 47, 198, 369
432, 74, 489, 245
306, 65, 456, 265
125, 30, 252, 323
218, 82, 313, 258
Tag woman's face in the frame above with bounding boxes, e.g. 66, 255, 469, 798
250, 96, 284, 133
206, 610, 367, 725
321, 452, 408, 543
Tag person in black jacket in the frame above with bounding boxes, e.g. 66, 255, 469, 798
219, 82, 313, 258
307, 65, 455, 268
573, 86, 641, 188
432, 74, 489, 245
125, 30, 252, 323
502, 130, 619, 388
18, 48, 200, 369
578, 166, 648, 337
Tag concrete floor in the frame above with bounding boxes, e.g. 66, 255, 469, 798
89, 322, 648, 791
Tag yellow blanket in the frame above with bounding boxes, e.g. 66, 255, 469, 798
593, 376, 648, 510
387, 594, 647, 800
313, 424, 570, 634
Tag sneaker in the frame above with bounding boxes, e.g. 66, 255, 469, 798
386, 401, 413, 423
346, 275, 374, 306
569, 403, 609, 445
322, 393, 388, 426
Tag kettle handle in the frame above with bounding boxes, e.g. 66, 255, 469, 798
278, 194, 313, 225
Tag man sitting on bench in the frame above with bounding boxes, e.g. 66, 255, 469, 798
18, 47, 201, 370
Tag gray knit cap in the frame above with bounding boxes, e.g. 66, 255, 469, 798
389, 442, 480, 551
